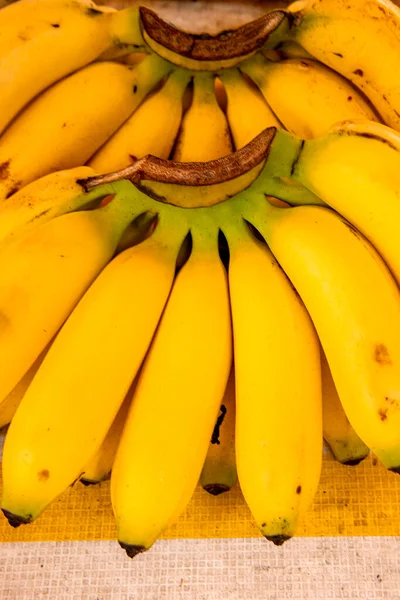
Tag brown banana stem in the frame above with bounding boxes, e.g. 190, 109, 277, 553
139, 7, 286, 61
81, 128, 277, 192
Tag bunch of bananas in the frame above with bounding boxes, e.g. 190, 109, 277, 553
1, 0, 400, 559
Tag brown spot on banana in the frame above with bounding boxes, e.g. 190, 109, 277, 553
374, 344, 392, 365
0, 160, 11, 181
37, 469, 50, 482
378, 408, 388, 422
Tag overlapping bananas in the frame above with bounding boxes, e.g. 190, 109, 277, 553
1, 0, 400, 560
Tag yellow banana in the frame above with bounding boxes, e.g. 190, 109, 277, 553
200, 365, 237, 495
287, 0, 400, 130
224, 215, 321, 544
241, 53, 378, 139
173, 72, 232, 162
0, 166, 98, 246
0, 186, 140, 409
321, 349, 369, 465
1, 209, 187, 526
291, 121, 400, 286
0, 54, 172, 201
252, 200, 400, 471
0, 0, 145, 134
89, 69, 190, 173
111, 218, 232, 557
219, 68, 280, 149
275, 41, 313, 60
81, 384, 135, 486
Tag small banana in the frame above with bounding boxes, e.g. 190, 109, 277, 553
200, 365, 237, 495
173, 72, 232, 162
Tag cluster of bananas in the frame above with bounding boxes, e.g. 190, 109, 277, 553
1, 0, 400, 560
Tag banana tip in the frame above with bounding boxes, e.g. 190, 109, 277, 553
203, 483, 231, 496
118, 541, 147, 559
1, 508, 32, 528
264, 534, 292, 547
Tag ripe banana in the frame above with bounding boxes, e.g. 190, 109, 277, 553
0, 166, 98, 246
89, 69, 191, 173
0, 0, 145, 135
0, 54, 172, 201
321, 349, 369, 465
219, 68, 280, 149
241, 53, 378, 139
224, 215, 321, 544
252, 200, 400, 471
291, 121, 400, 286
1, 209, 187, 525
111, 218, 232, 557
200, 365, 237, 496
287, 0, 400, 130
0, 186, 140, 409
173, 72, 232, 162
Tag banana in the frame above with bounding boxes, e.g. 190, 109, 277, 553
173, 72, 232, 162
0, 0, 145, 134
0, 348, 49, 430
252, 200, 400, 471
241, 53, 379, 139
200, 365, 237, 495
321, 349, 369, 465
0, 166, 98, 246
291, 121, 400, 286
286, 0, 400, 130
0, 184, 142, 409
0, 54, 172, 201
89, 69, 191, 173
80, 383, 135, 486
223, 214, 321, 544
1, 208, 187, 526
111, 217, 232, 557
275, 40, 313, 60
219, 68, 280, 149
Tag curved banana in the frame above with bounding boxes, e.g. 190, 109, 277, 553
1, 210, 187, 526
219, 68, 280, 149
111, 218, 232, 558
224, 215, 321, 544
0, 186, 140, 409
287, 0, 400, 130
241, 53, 378, 139
291, 121, 400, 286
0, 0, 145, 134
253, 200, 400, 471
321, 349, 369, 465
200, 365, 237, 495
0, 166, 98, 246
89, 69, 191, 173
0, 54, 172, 201
173, 72, 232, 162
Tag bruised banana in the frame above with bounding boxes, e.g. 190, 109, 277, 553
241, 53, 379, 139
112, 218, 232, 558
224, 214, 321, 544
321, 350, 369, 465
0, 54, 172, 201
1, 209, 187, 526
89, 69, 190, 173
0, 0, 145, 135
200, 365, 237, 495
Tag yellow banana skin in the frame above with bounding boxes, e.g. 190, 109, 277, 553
291, 121, 400, 286
321, 350, 369, 465
200, 365, 237, 495
111, 221, 232, 557
241, 53, 378, 139
253, 201, 400, 471
173, 72, 232, 162
224, 216, 321, 544
1, 211, 187, 525
0, 166, 96, 246
288, 0, 400, 130
0, 189, 137, 409
0, 0, 145, 135
89, 69, 190, 173
0, 54, 172, 200
219, 68, 280, 149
